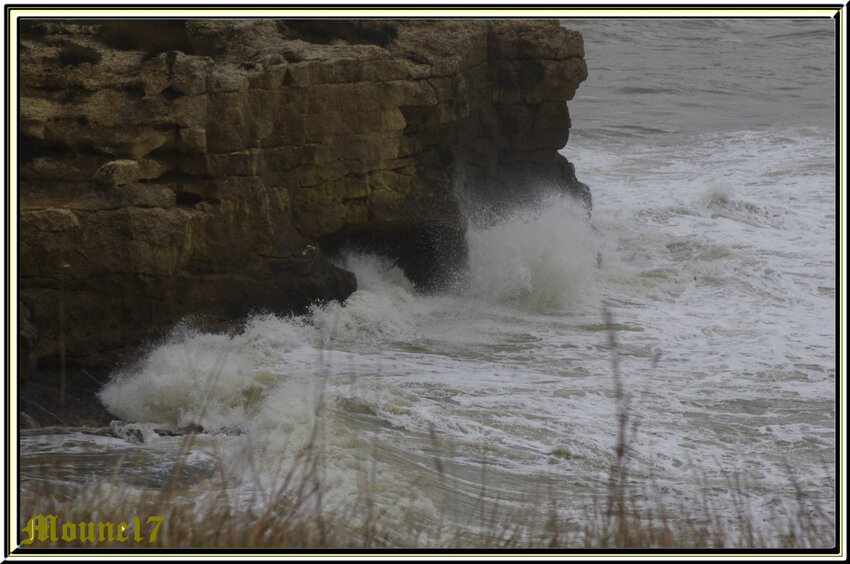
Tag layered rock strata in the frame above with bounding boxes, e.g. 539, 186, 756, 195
19, 19, 588, 376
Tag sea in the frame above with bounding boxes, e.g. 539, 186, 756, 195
20, 18, 838, 546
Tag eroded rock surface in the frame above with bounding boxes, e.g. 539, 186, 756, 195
19, 19, 588, 375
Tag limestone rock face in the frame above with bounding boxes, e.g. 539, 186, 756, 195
19, 19, 588, 373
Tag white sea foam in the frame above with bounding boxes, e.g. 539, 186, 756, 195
90, 120, 836, 541
94, 120, 836, 535
463, 194, 604, 309
38, 19, 838, 544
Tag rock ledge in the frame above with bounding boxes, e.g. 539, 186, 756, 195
19, 19, 588, 375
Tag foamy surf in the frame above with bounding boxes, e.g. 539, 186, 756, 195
463, 194, 605, 309
23, 17, 836, 547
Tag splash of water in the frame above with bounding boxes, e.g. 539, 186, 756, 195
462, 194, 601, 308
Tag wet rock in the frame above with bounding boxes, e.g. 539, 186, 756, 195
19, 19, 588, 377
108, 420, 207, 443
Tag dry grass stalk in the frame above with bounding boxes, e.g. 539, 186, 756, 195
18, 312, 836, 550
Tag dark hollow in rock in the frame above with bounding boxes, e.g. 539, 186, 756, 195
95, 20, 196, 54
160, 85, 184, 100
57, 43, 101, 66
320, 224, 468, 292
21, 136, 72, 163
280, 20, 398, 47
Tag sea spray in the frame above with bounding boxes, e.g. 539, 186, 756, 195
98, 254, 427, 431
462, 193, 604, 309
94, 187, 609, 539
99, 191, 605, 433
25, 17, 836, 547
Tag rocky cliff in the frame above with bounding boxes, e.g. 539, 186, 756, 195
19, 19, 588, 379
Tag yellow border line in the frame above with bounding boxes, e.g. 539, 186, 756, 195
6, 7, 842, 18
5, 4, 846, 560
7, 8, 18, 555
